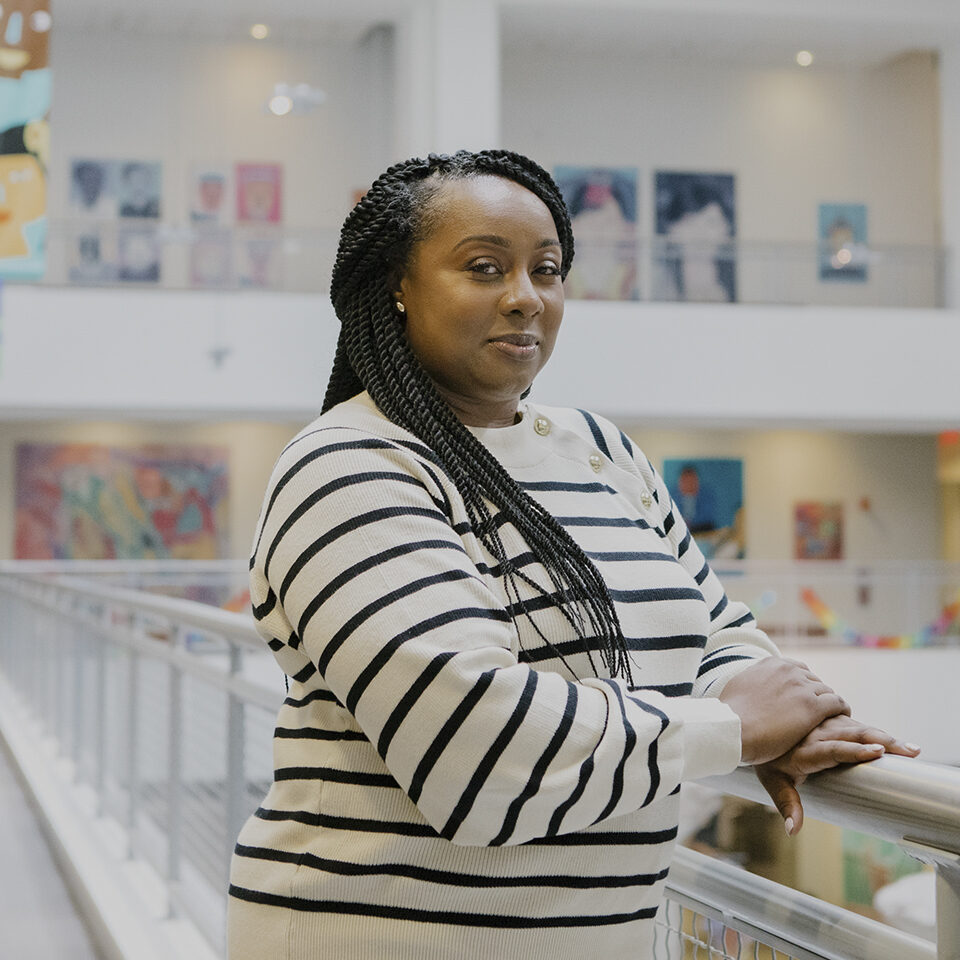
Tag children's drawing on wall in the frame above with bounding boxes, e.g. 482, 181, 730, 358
69, 227, 117, 284
654, 171, 736, 303
794, 501, 844, 560
0, 1, 51, 279
14, 443, 230, 560
236, 163, 282, 223
117, 161, 161, 218
553, 165, 638, 300
191, 229, 233, 288
190, 165, 232, 223
819, 203, 867, 282
117, 226, 160, 283
663, 457, 745, 559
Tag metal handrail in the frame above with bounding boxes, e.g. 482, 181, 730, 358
707, 758, 960, 858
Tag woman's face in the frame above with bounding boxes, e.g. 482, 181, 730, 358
397, 175, 564, 428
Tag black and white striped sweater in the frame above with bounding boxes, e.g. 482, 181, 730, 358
228, 392, 777, 960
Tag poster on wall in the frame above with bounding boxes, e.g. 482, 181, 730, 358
653, 171, 736, 303
117, 226, 161, 283
819, 203, 867, 282
662, 457, 745, 559
0, 2, 52, 280
236, 163, 283, 223
236, 231, 281, 288
116, 161, 161, 218
190, 229, 233, 288
553, 165, 639, 300
190, 165, 232, 223
14, 443, 230, 560
69, 226, 117, 284
794, 501, 844, 560
71, 159, 162, 219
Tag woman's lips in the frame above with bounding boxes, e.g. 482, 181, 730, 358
489, 334, 539, 360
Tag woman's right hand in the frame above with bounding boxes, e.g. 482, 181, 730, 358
718, 657, 850, 765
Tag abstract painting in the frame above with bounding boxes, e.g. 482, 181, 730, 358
14, 443, 230, 559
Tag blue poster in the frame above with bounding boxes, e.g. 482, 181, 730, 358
819, 203, 867, 282
663, 457, 745, 559
0, 2, 51, 280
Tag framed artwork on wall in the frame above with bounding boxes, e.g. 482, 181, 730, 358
662, 457, 745, 559
14, 443, 230, 560
653, 171, 737, 303
818, 203, 867, 282
553, 165, 639, 300
236, 162, 282, 224
794, 501, 844, 560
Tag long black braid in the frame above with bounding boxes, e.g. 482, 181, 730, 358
324, 149, 633, 685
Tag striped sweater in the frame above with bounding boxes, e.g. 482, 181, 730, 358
228, 392, 777, 960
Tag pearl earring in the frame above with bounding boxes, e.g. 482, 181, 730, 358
396, 301, 405, 313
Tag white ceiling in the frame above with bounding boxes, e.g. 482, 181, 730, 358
52, 0, 960, 65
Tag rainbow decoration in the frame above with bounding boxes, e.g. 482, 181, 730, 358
800, 587, 960, 648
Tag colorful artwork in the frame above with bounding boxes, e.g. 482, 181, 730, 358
190, 165, 232, 223
654, 171, 736, 302
801, 587, 960, 648
236, 163, 282, 223
14, 443, 230, 560
0, 1, 52, 279
237, 231, 280, 288
553, 165, 638, 300
663, 457, 744, 559
819, 203, 867, 282
794, 501, 843, 560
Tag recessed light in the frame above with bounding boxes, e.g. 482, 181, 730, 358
268, 94, 293, 117
250, 23, 269, 40
796, 50, 814, 67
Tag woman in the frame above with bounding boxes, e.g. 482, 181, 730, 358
228, 150, 917, 959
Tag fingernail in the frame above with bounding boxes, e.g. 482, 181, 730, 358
784, 817, 794, 836
905, 743, 921, 753
866, 743, 885, 753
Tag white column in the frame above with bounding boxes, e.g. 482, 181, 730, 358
392, 0, 501, 160
938, 44, 960, 309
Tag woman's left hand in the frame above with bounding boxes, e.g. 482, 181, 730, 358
754, 715, 921, 836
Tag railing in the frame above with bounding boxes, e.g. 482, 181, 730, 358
8, 220, 947, 308
0, 569, 957, 959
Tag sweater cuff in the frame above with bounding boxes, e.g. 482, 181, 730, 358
666, 695, 742, 781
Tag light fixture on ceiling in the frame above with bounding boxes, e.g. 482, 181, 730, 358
250, 23, 269, 40
796, 50, 814, 67
265, 83, 327, 117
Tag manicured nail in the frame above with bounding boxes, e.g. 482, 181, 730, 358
784, 817, 794, 836
905, 743, 921, 753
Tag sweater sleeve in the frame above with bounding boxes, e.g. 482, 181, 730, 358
253, 428, 742, 847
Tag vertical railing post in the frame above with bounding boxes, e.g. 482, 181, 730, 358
167, 623, 183, 918
937, 862, 960, 960
225, 641, 246, 886
71, 596, 84, 781
126, 641, 140, 860
93, 603, 107, 818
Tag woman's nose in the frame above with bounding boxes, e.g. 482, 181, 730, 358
500, 270, 542, 317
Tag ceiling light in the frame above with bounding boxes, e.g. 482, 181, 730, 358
250, 23, 269, 40
268, 95, 293, 117
796, 50, 814, 67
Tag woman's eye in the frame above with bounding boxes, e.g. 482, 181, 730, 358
468, 261, 500, 275
537, 262, 561, 276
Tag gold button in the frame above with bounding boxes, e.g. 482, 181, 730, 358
640, 492, 653, 508
534, 416, 551, 436
589, 454, 602, 473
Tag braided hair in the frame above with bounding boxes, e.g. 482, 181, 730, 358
324, 149, 633, 684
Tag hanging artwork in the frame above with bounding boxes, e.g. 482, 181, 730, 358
190, 228, 233, 288
71, 159, 162, 220
0, 1, 52, 279
794, 501, 843, 560
190, 164, 232, 223
654, 171, 737, 302
117, 226, 161, 283
236, 231, 280, 288
14, 443, 230, 560
662, 457, 745, 559
236, 162, 282, 223
819, 203, 867, 282
553, 165, 639, 300
69, 225, 117, 284
116, 161, 161, 218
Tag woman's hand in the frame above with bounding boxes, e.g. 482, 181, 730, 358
718, 657, 850, 765
754, 715, 922, 835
